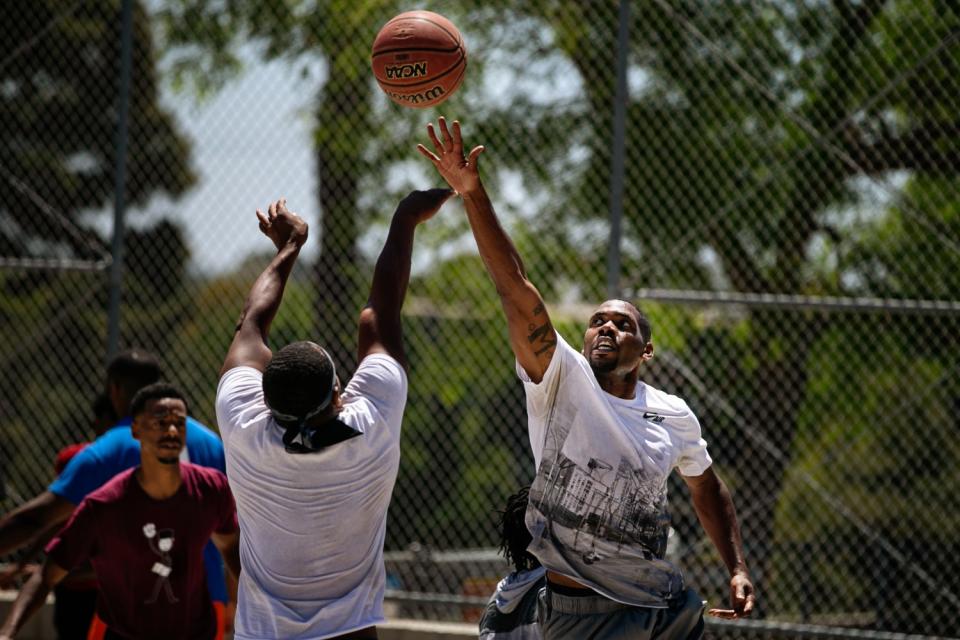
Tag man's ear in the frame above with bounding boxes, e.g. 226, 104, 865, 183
130, 417, 142, 442
332, 377, 344, 412
642, 341, 655, 362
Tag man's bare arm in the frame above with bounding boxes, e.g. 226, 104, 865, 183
211, 530, 241, 593
0, 561, 68, 639
220, 199, 308, 376
684, 466, 756, 618
358, 189, 452, 367
419, 118, 555, 382
0, 492, 74, 558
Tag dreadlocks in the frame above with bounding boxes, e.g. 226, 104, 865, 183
496, 486, 540, 573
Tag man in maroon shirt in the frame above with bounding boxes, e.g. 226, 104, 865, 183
0, 383, 241, 640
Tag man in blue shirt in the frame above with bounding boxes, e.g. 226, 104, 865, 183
0, 349, 231, 632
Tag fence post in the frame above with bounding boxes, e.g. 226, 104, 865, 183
106, 0, 135, 359
606, 0, 630, 299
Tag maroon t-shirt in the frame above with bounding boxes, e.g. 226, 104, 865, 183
46, 463, 238, 640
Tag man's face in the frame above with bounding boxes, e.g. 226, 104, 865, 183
132, 398, 187, 465
582, 300, 652, 376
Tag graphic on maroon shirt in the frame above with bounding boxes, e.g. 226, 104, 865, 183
143, 523, 179, 604
45, 463, 238, 640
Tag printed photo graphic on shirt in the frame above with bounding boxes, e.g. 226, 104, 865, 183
528, 403, 671, 565
142, 523, 179, 604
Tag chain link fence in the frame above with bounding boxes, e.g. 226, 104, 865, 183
2, 0, 958, 637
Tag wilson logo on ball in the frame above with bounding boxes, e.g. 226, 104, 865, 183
387, 85, 446, 105
385, 62, 428, 80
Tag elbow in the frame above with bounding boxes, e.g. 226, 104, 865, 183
493, 272, 534, 302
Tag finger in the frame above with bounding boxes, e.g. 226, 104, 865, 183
255, 209, 269, 228
268, 200, 278, 220
426, 124, 444, 154
734, 582, 746, 602
467, 145, 485, 166
741, 594, 756, 616
451, 120, 464, 155
417, 143, 441, 164
438, 117, 453, 151
278, 197, 287, 213
706, 608, 738, 619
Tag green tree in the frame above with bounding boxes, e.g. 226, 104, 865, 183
0, 0, 195, 499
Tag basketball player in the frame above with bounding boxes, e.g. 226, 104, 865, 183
215, 190, 450, 639
419, 118, 755, 639
0, 383, 240, 640
0, 350, 235, 633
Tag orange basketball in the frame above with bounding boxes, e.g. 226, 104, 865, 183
371, 11, 467, 109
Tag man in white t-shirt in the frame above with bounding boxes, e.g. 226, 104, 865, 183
419, 118, 755, 639
215, 190, 452, 640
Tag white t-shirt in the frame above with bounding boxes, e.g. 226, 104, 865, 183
519, 333, 711, 607
216, 354, 407, 639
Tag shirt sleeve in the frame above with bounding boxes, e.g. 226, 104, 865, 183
216, 366, 269, 440
343, 354, 408, 426
516, 332, 583, 417
44, 499, 99, 571
673, 406, 713, 477
48, 445, 110, 505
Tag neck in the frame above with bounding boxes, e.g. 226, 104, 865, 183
594, 370, 639, 399
135, 457, 183, 500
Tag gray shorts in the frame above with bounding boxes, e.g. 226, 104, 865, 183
537, 585, 705, 640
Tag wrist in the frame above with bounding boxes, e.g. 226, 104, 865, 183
459, 184, 484, 200
392, 208, 422, 226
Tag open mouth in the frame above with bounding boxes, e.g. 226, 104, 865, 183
159, 440, 182, 450
593, 339, 617, 353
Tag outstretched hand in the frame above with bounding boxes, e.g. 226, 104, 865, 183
395, 188, 454, 225
416, 117, 484, 196
256, 198, 308, 251
707, 571, 756, 619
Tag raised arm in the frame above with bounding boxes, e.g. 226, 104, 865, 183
684, 466, 755, 618
220, 198, 308, 376
0, 560, 68, 639
358, 189, 453, 367
418, 118, 556, 382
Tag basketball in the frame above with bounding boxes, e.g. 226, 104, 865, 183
371, 11, 467, 109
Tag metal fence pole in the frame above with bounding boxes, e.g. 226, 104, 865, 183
606, 0, 629, 299
106, 0, 134, 359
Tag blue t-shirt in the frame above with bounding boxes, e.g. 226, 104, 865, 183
49, 417, 229, 602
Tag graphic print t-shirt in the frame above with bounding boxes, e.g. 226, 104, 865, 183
47, 417, 230, 603
519, 333, 712, 607
216, 354, 407, 640
46, 464, 238, 640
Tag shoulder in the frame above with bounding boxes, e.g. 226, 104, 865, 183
67, 427, 137, 468
54, 443, 88, 474
350, 353, 407, 387
343, 353, 408, 403
216, 366, 269, 432
181, 463, 230, 491
85, 468, 136, 504
88, 425, 137, 453
643, 384, 695, 416
217, 365, 263, 398
186, 417, 223, 444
